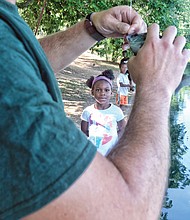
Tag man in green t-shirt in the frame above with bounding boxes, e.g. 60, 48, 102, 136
0, 0, 190, 220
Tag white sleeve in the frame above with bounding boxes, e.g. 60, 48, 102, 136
81, 108, 90, 122
116, 107, 125, 121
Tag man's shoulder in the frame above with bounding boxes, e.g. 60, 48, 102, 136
0, 18, 14, 38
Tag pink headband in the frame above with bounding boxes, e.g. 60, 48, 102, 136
92, 76, 113, 88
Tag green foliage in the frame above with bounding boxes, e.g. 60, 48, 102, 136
17, 0, 190, 62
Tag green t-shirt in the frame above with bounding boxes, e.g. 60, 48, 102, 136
0, 1, 96, 219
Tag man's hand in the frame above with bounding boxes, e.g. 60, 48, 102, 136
128, 24, 190, 97
40, 5, 147, 72
92, 6, 147, 38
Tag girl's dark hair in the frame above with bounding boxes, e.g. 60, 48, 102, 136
119, 57, 129, 68
101, 69, 115, 80
86, 69, 115, 88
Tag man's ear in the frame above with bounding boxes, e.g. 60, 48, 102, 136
91, 90, 94, 96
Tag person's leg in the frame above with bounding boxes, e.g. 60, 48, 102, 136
119, 95, 128, 114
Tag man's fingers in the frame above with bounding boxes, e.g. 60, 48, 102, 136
92, 6, 147, 38
145, 24, 160, 41
162, 26, 177, 43
174, 36, 187, 52
128, 16, 147, 35
115, 21, 131, 34
182, 48, 190, 59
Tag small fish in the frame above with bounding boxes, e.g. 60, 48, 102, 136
126, 33, 147, 55
126, 33, 190, 92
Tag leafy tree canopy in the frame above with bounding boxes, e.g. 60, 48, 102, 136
17, 0, 189, 62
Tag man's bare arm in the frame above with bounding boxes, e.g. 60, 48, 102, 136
38, 21, 96, 73
109, 84, 171, 219
38, 6, 146, 73
23, 24, 190, 220
21, 62, 170, 219
108, 24, 190, 218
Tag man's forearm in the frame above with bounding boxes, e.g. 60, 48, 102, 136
108, 86, 170, 219
38, 20, 96, 73
38, 5, 147, 74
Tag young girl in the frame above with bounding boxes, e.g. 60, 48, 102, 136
81, 69, 125, 156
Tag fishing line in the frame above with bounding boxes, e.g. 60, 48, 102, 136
121, 0, 133, 57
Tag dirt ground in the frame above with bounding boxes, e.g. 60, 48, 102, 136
55, 51, 134, 128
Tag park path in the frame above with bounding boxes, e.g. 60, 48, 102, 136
55, 51, 134, 127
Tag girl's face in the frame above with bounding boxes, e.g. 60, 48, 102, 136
120, 64, 128, 74
92, 80, 112, 106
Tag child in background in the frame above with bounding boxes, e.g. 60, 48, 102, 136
120, 57, 135, 91
121, 52, 135, 91
116, 58, 132, 111
81, 69, 125, 156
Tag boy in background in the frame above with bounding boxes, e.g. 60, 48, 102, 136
116, 58, 132, 112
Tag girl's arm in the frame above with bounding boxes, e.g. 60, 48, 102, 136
117, 119, 126, 139
81, 120, 89, 137
119, 82, 131, 88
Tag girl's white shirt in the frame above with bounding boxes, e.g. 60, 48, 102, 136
81, 103, 124, 156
